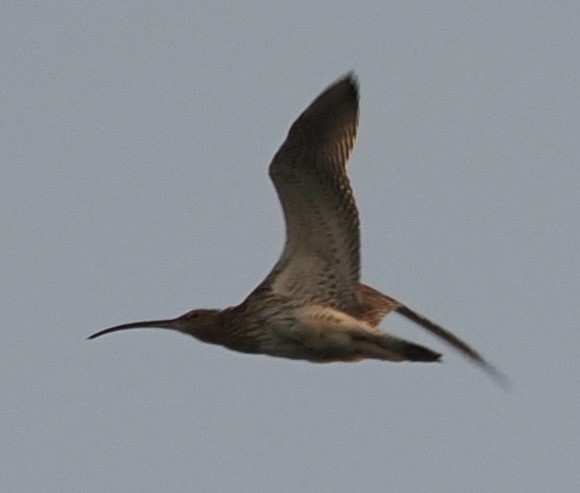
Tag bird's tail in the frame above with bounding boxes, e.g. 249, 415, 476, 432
357, 283, 509, 385
350, 332, 441, 363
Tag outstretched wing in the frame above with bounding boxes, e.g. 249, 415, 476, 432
261, 74, 360, 310
351, 283, 507, 384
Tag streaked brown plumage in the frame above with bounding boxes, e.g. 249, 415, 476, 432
90, 73, 504, 382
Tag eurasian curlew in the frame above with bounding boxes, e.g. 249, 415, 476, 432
90, 73, 504, 383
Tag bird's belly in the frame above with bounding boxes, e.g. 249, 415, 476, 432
258, 305, 377, 362
267, 339, 364, 363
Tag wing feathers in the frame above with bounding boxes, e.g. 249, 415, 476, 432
264, 74, 361, 309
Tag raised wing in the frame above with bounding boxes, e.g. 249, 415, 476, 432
262, 74, 360, 309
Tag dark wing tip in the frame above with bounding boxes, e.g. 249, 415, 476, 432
332, 70, 359, 96
395, 305, 510, 388
278, 72, 360, 163
269, 72, 361, 179
300, 72, 359, 118
480, 363, 512, 390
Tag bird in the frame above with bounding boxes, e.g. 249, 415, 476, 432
90, 73, 504, 383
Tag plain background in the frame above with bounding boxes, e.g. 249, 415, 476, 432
2, 2, 579, 492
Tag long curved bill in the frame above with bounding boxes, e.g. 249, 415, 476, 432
88, 318, 180, 340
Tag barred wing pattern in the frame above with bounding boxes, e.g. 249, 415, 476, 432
264, 74, 360, 310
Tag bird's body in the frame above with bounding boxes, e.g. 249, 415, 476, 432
90, 73, 502, 380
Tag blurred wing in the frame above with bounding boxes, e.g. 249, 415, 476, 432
351, 283, 403, 327
261, 74, 360, 310
352, 283, 507, 384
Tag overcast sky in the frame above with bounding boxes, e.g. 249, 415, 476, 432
3, 2, 580, 492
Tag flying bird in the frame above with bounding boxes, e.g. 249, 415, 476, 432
90, 73, 504, 382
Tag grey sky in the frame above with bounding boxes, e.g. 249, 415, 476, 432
2, 2, 579, 492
